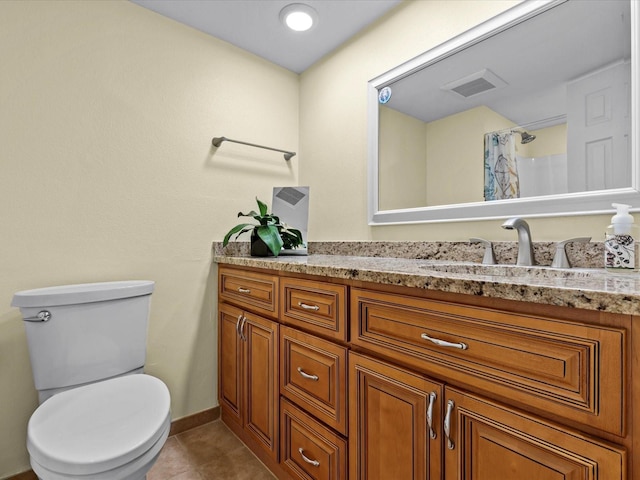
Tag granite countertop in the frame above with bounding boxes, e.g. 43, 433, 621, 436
213, 253, 640, 316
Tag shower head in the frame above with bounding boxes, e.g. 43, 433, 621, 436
520, 131, 536, 144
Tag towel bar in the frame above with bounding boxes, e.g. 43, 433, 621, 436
212, 136, 296, 161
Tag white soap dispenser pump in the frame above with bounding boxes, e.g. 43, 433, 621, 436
605, 203, 640, 273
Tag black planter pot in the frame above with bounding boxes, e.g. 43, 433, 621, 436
250, 232, 273, 257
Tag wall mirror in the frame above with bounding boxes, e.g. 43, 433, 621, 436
368, 0, 639, 225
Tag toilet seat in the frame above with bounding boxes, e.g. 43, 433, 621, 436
27, 374, 170, 478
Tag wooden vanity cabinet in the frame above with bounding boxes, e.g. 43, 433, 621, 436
350, 288, 626, 436
217, 264, 634, 480
218, 270, 280, 466
349, 353, 626, 480
350, 287, 630, 480
219, 266, 349, 480
278, 278, 349, 480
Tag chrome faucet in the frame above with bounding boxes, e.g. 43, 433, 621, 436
501, 217, 535, 266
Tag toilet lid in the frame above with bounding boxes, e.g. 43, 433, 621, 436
27, 374, 171, 476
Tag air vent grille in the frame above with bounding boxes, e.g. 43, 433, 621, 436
441, 69, 507, 99
451, 77, 497, 97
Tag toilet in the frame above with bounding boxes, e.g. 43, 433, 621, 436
11, 281, 171, 480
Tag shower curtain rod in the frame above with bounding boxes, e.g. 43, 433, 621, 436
491, 114, 567, 135
212, 136, 296, 161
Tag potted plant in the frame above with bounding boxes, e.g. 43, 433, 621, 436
223, 197, 304, 257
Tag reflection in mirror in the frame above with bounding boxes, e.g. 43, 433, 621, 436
369, 0, 638, 225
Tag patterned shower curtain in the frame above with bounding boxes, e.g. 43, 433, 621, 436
484, 132, 520, 201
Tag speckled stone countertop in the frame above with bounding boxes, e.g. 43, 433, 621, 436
213, 241, 640, 315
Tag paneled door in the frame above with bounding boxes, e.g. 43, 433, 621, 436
349, 352, 444, 480
567, 61, 630, 192
443, 387, 626, 480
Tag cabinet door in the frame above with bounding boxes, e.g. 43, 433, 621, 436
243, 311, 280, 461
349, 352, 443, 480
443, 387, 626, 480
219, 303, 244, 426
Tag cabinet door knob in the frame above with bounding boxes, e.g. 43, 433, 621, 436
444, 399, 455, 450
237, 287, 251, 294
298, 302, 320, 311
297, 367, 319, 381
421, 333, 468, 350
427, 391, 437, 439
298, 448, 320, 467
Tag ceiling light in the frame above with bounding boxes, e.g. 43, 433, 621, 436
280, 3, 318, 32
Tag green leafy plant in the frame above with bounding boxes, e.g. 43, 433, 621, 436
223, 197, 304, 257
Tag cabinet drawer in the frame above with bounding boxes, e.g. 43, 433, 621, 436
281, 278, 348, 342
219, 267, 279, 317
281, 398, 348, 480
351, 288, 626, 436
281, 326, 348, 435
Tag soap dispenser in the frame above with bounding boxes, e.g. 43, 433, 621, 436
605, 203, 640, 273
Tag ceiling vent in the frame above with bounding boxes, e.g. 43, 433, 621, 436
441, 69, 507, 99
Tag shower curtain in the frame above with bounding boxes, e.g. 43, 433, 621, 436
484, 132, 520, 201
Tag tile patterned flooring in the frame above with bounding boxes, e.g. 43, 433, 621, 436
148, 420, 276, 480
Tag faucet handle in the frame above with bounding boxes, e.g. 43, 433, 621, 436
551, 237, 591, 268
470, 237, 496, 265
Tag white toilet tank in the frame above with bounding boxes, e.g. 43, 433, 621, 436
12, 281, 155, 402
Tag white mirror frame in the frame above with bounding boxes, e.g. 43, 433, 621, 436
368, 0, 640, 225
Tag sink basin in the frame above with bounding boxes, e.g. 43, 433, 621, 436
419, 262, 604, 279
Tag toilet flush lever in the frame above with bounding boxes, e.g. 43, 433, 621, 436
23, 310, 52, 322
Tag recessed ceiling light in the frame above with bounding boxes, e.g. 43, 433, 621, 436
280, 3, 318, 32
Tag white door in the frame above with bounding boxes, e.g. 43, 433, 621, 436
566, 61, 630, 192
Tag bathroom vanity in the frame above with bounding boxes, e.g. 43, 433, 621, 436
215, 252, 639, 480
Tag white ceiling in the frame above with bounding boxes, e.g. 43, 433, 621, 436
129, 0, 402, 73
384, 0, 631, 127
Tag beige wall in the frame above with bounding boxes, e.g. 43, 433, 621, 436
378, 106, 427, 210
425, 105, 515, 206
520, 123, 568, 157
299, 0, 613, 241
379, 104, 516, 209
0, 0, 623, 477
0, 1, 298, 476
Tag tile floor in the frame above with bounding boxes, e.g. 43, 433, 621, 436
148, 420, 276, 480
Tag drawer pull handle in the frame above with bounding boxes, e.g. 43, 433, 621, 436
297, 367, 319, 381
427, 391, 437, 439
421, 333, 468, 350
298, 448, 320, 467
298, 302, 320, 311
237, 287, 251, 294
444, 399, 455, 450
